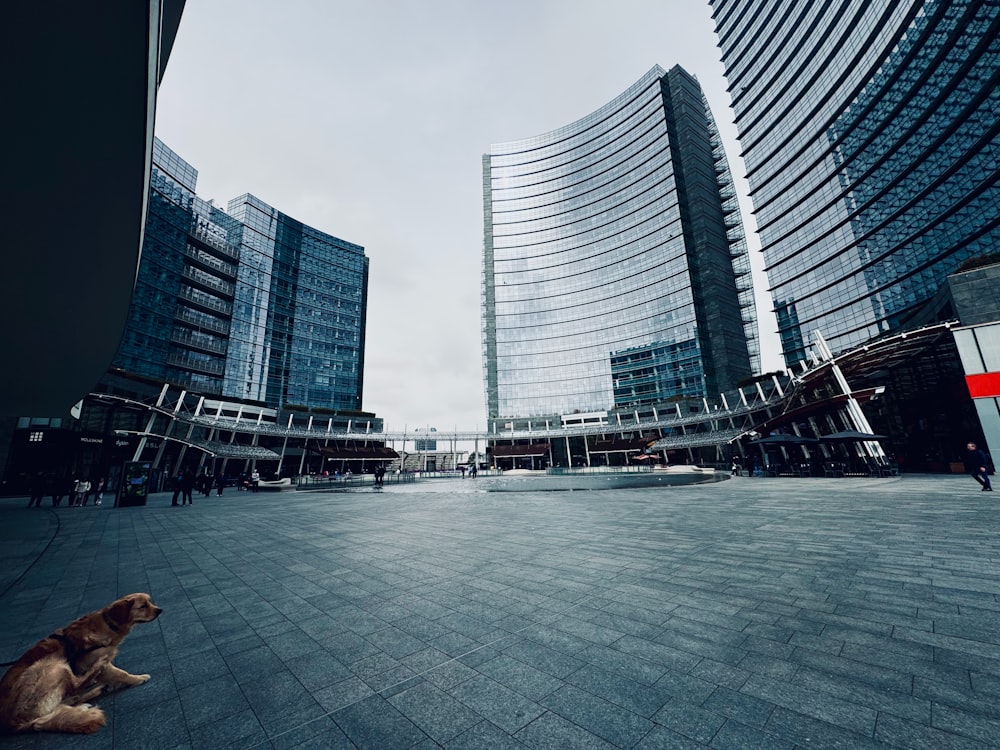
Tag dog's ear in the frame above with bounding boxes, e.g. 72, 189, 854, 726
106, 597, 135, 628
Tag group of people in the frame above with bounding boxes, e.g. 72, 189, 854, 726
27, 474, 104, 508
171, 469, 196, 506
170, 467, 265, 505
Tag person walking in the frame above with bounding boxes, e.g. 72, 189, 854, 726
965, 441, 993, 492
216, 472, 226, 496
251, 469, 260, 493
74, 478, 90, 506
180, 468, 195, 505
52, 475, 71, 507
171, 470, 183, 506
27, 472, 45, 508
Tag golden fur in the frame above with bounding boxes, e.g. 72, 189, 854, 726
0, 593, 162, 734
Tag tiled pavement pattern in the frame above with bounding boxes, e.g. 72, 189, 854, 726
2, 474, 1000, 748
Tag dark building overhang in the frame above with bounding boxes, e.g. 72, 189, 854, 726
1, 1, 185, 417
309, 442, 399, 460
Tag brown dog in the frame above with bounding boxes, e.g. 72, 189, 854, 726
0, 593, 162, 734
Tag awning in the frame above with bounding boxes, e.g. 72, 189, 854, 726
491, 442, 551, 457
309, 442, 399, 460
752, 434, 820, 445
820, 430, 887, 441
590, 437, 657, 453
199, 442, 280, 459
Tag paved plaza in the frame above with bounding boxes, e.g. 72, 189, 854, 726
2, 474, 1000, 749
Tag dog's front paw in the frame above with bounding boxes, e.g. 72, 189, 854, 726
135, 673, 151, 684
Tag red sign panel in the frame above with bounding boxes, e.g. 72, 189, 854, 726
965, 372, 1000, 399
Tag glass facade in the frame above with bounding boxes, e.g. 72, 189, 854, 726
482, 65, 758, 421
114, 138, 368, 412
225, 195, 368, 411
114, 139, 238, 394
711, 0, 1000, 366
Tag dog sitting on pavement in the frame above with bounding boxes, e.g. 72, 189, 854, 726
0, 593, 163, 734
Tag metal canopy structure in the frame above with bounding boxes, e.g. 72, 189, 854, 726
67, 321, 960, 476
309, 443, 399, 460
491, 443, 552, 457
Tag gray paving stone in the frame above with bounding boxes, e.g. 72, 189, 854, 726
708, 719, 794, 749
177, 674, 251, 728
6, 475, 1000, 747
790, 664, 931, 723
187, 708, 267, 750
913, 676, 1000, 720
330, 693, 427, 748
113, 696, 191, 750
283, 649, 352, 691
789, 644, 913, 692
874, 710, 988, 750
501, 638, 586, 679
615, 633, 706, 672
387, 680, 483, 744
514, 711, 617, 749
933, 702, 1000, 746
476, 654, 564, 701
701, 687, 776, 729
652, 698, 727, 744
445, 719, 529, 749
739, 673, 877, 736
540, 683, 654, 747
763, 706, 884, 749
447, 673, 546, 733
313, 674, 375, 713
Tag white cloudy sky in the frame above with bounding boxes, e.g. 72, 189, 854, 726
155, 0, 783, 433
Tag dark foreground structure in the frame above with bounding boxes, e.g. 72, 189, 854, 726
3, 475, 1000, 748
2, 1, 186, 417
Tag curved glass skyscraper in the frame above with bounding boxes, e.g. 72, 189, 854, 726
483, 65, 758, 423
711, 0, 1000, 366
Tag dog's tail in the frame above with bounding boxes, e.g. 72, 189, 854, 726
27, 704, 107, 734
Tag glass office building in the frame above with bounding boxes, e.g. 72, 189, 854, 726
115, 138, 369, 412
710, 0, 1000, 366
225, 194, 368, 410
483, 65, 758, 423
114, 139, 240, 395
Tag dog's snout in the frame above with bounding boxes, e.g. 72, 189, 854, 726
151, 606, 163, 618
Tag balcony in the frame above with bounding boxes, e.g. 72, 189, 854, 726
181, 266, 235, 298
185, 245, 237, 279
171, 330, 227, 356
166, 352, 225, 376
178, 288, 232, 316
174, 308, 230, 335
189, 224, 239, 261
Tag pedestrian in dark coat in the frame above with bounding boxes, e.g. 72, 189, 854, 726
181, 469, 196, 505
965, 441, 993, 491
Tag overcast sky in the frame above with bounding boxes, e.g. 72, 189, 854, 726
155, 0, 783, 434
